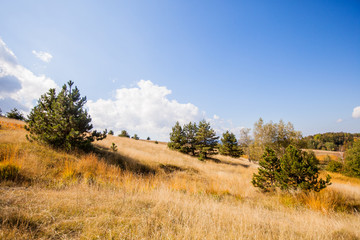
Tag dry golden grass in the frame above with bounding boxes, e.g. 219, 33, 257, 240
1, 125, 360, 239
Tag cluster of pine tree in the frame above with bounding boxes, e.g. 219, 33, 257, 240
252, 146, 331, 192
168, 120, 242, 160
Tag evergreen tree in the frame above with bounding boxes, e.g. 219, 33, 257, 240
195, 120, 219, 160
219, 131, 243, 158
277, 145, 331, 191
344, 141, 360, 177
252, 148, 281, 192
132, 134, 139, 140
118, 130, 130, 138
168, 121, 185, 151
108, 130, 114, 135
26, 81, 107, 151
6, 108, 25, 121
183, 122, 198, 155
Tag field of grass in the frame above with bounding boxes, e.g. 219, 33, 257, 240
1, 117, 360, 239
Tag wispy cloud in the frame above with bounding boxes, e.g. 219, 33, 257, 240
32, 50, 53, 63
352, 106, 360, 119
336, 118, 343, 123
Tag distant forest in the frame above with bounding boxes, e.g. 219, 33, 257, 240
303, 132, 360, 151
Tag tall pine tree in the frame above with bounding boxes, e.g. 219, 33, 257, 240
195, 120, 219, 160
168, 121, 185, 152
183, 122, 198, 155
26, 81, 106, 151
251, 147, 281, 192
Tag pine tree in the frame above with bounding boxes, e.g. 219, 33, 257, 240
251, 148, 281, 192
183, 122, 198, 155
277, 145, 331, 191
219, 131, 243, 158
26, 81, 107, 151
195, 120, 219, 160
6, 108, 25, 121
118, 130, 130, 138
168, 121, 185, 151
132, 134, 139, 140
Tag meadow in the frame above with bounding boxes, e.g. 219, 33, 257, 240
0, 117, 360, 239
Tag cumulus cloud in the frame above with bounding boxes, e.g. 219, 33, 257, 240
353, 106, 360, 119
0, 37, 58, 111
32, 50, 53, 63
87, 80, 205, 141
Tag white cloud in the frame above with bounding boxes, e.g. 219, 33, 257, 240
0, 37, 58, 110
32, 50, 53, 63
336, 118, 343, 123
87, 80, 204, 141
353, 106, 360, 119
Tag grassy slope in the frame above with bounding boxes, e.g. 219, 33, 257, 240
0, 118, 360, 239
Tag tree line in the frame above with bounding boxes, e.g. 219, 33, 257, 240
302, 132, 360, 152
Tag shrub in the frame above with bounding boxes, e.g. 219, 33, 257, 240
0, 162, 20, 181
344, 141, 360, 177
326, 160, 343, 173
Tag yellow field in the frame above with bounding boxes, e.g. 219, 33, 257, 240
1, 124, 360, 239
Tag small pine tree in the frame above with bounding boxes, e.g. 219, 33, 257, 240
195, 120, 219, 160
219, 131, 243, 158
118, 130, 130, 138
168, 121, 186, 151
108, 130, 114, 135
6, 108, 25, 121
110, 143, 118, 152
252, 148, 281, 192
132, 134, 139, 140
26, 81, 107, 151
277, 145, 331, 191
183, 122, 198, 155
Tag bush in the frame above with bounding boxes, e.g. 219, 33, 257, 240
326, 160, 343, 173
26, 81, 107, 151
0, 162, 20, 181
344, 141, 360, 177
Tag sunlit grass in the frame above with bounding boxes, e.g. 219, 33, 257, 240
0, 125, 360, 239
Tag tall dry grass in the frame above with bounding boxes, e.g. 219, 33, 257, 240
0, 126, 360, 239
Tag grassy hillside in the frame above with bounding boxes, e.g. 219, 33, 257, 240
1, 117, 360, 239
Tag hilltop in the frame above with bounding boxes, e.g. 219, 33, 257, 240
0, 117, 360, 239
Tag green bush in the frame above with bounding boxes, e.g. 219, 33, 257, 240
326, 160, 343, 173
0, 162, 20, 181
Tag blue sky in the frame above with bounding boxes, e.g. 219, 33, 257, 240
0, 1, 359, 140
